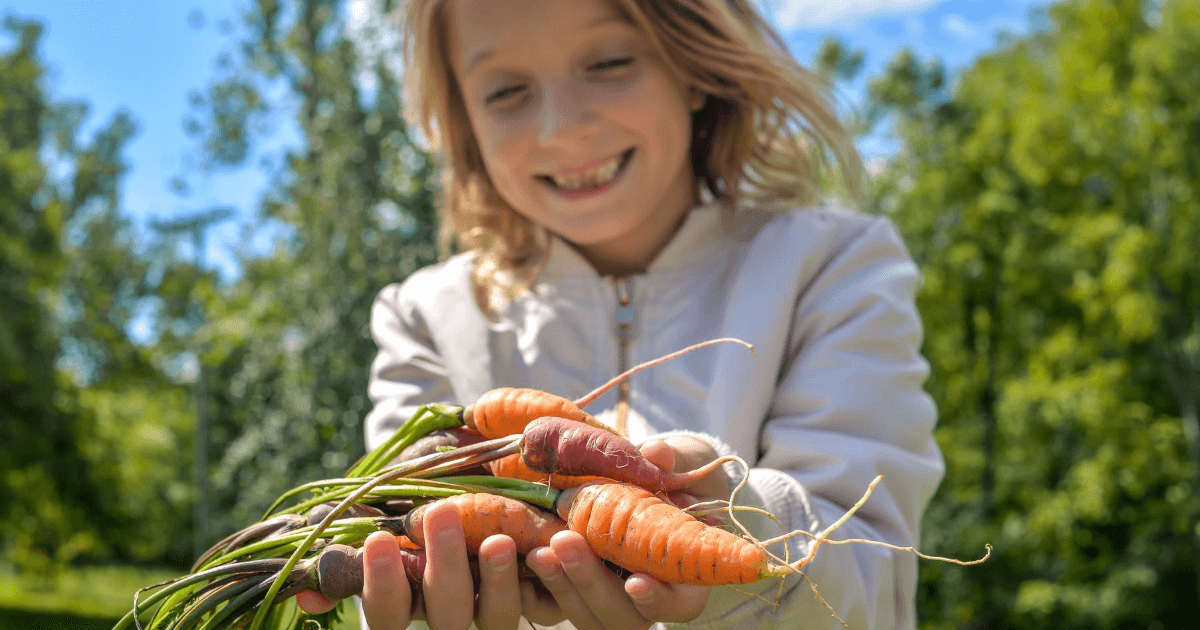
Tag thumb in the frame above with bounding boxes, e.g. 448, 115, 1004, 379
638, 439, 676, 472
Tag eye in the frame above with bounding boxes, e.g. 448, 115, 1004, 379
486, 85, 525, 105
591, 56, 634, 72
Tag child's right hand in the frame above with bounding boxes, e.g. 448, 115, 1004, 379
297, 501, 566, 630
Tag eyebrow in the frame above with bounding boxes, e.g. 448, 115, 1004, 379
462, 13, 630, 76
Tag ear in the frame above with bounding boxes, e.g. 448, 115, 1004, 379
689, 87, 706, 112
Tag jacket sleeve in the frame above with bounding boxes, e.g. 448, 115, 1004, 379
661, 216, 944, 630
363, 280, 457, 451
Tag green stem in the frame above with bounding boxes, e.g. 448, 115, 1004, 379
430, 476, 561, 511
112, 559, 290, 630
193, 518, 383, 573
261, 477, 371, 520
169, 576, 262, 630
195, 574, 278, 630
347, 404, 463, 478
247, 434, 518, 630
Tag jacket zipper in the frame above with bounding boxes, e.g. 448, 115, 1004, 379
614, 277, 634, 435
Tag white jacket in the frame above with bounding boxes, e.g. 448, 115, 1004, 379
365, 201, 943, 629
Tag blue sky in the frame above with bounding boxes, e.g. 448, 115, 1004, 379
4, 0, 1047, 287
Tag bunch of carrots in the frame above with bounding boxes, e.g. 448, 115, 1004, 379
114, 339, 988, 630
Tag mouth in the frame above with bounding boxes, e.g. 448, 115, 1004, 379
537, 148, 635, 196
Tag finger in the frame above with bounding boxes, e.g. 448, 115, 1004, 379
360, 531, 413, 630
476, 535, 521, 630
551, 531, 652, 628
518, 577, 566, 627
421, 501, 475, 630
537, 532, 651, 630
625, 574, 712, 624
527, 546, 608, 630
638, 439, 675, 471
295, 589, 337, 615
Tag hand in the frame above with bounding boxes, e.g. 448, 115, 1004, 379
521, 438, 723, 630
295, 529, 416, 629
296, 501, 481, 630
639, 434, 732, 502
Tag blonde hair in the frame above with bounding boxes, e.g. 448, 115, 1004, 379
400, 0, 863, 309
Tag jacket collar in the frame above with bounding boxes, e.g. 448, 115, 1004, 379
538, 200, 726, 281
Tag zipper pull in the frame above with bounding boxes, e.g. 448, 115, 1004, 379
615, 278, 635, 343
613, 277, 634, 435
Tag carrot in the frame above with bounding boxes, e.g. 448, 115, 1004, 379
295, 536, 546, 604
306, 501, 387, 526
402, 493, 567, 554
521, 417, 731, 492
398, 426, 489, 461
555, 482, 775, 585
462, 338, 754, 439
192, 514, 306, 572
486, 452, 604, 489
302, 542, 427, 601
462, 387, 610, 439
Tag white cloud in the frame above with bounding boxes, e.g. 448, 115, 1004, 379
941, 13, 978, 40
760, 0, 949, 31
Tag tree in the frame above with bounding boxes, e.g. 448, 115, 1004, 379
0, 15, 94, 576
2, 13, 199, 572
847, 0, 1199, 627
178, 0, 440, 538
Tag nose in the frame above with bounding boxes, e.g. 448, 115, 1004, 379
537, 79, 599, 149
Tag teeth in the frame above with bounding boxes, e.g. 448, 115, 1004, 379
550, 153, 623, 191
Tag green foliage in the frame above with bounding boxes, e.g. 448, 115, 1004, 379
180, 0, 440, 540
1, 13, 195, 573
845, 0, 1200, 626
0, 14, 101, 575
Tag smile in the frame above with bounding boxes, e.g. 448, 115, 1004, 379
538, 149, 634, 194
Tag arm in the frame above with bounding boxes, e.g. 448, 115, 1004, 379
363, 281, 457, 452
306, 279, 547, 629
658, 217, 943, 629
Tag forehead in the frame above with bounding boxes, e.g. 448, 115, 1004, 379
447, 0, 632, 72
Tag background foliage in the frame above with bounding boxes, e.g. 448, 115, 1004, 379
1, 0, 1196, 627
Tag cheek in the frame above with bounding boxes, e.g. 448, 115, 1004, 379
619, 83, 693, 152
476, 123, 530, 188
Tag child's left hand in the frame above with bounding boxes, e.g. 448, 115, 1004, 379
520, 436, 727, 629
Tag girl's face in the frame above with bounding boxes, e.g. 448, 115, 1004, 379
448, 0, 702, 275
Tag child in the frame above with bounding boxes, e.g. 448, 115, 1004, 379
300, 0, 943, 628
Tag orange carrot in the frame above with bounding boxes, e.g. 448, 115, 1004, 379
555, 482, 776, 585
402, 493, 567, 554
462, 387, 612, 439
486, 452, 604, 489
461, 339, 754, 439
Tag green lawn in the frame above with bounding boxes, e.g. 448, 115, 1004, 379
0, 608, 118, 630
0, 565, 360, 629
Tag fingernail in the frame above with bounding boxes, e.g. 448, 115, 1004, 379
529, 551, 562, 578
488, 549, 515, 570
557, 546, 582, 568
364, 533, 396, 570
368, 552, 394, 571
437, 522, 462, 543
626, 580, 654, 604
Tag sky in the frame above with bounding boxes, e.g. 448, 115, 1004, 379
3, 0, 1048, 288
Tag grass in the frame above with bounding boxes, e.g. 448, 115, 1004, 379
0, 565, 180, 619
0, 564, 361, 629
